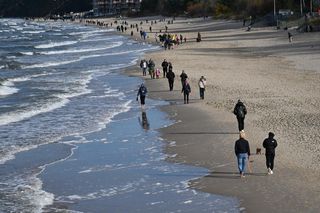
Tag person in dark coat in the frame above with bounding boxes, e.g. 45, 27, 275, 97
161, 59, 169, 78
181, 79, 191, 104
234, 130, 251, 178
148, 59, 155, 79
233, 100, 247, 131
166, 69, 175, 91
179, 70, 188, 88
136, 83, 148, 108
263, 132, 278, 175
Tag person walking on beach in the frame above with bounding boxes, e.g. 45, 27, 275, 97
168, 62, 173, 72
166, 68, 175, 91
136, 83, 148, 108
235, 130, 251, 178
288, 32, 293, 42
198, 76, 206, 99
161, 59, 169, 78
181, 79, 191, 104
233, 100, 247, 131
196, 32, 202, 42
140, 59, 148, 76
148, 59, 155, 79
180, 70, 188, 88
263, 132, 278, 175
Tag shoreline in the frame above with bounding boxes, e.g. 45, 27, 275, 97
117, 17, 320, 212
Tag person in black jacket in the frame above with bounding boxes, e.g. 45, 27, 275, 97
180, 70, 188, 88
263, 132, 278, 175
233, 100, 247, 131
181, 79, 191, 104
234, 130, 251, 178
161, 59, 169, 78
136, 83, 148, 108
166, 69, 175, 91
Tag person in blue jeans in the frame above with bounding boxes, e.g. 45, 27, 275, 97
234, 130, 251, 178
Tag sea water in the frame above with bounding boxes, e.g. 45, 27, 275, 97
0, 19, 239, 212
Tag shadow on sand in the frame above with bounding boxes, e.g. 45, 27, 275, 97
167, 132, 239, 135
205, 171, 267, 179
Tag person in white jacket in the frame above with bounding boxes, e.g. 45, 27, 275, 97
198, 76, 206, 99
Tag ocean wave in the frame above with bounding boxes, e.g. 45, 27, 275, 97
40, 41, 123, 55
11, 76, 31, 82
81, 37, 115, 43
20, 52, 34, 56
0, 80, 19, 96
23, 47, 137, 69
35, 41, 78, 49
23, 58, 82, 69
22, 30, 46, 34
0, 75, 92, 126
68, 29, 112, 36
0, 99, 68, 126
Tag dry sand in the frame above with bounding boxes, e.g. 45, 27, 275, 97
91, 17, 320, 212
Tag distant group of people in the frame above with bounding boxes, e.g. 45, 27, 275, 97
158, 33, 187, 50
138, 58, 207, 105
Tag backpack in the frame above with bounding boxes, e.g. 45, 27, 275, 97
237, 105, 245, 118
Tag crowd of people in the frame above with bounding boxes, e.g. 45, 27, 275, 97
137, 57, 277, 178
138, 58, 206, 104
84, 18, 190, 50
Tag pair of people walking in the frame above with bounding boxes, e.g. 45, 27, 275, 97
234, 131, 278, 177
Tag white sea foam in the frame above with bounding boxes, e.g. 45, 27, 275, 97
35, 41, 78, 49
81, 37, 114, 43
22, 176, 54, 213
40, 41, 123, 55
0, 144, 38, 164
69, 29, 112, 36
24, 58, 82, 69
0, 65, 5, 69
78, 164, 113, 174
24, 45, 157, 69
20, 52, 34, 56
11, 76, 31, 82
22, 30, 46, 34
0, 84, 19, 96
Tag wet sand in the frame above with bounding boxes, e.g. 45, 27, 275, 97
116, 17, 320, 212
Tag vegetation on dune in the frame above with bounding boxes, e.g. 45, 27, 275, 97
141, 0, 320, 18
0, 0, 319, 18
0, 0, 92, 17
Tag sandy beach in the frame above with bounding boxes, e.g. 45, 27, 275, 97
91, 16, 320, 212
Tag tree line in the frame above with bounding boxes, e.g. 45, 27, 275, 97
0, 0, 92, 17
141, 0, 319, 17
0, 0, 318, 18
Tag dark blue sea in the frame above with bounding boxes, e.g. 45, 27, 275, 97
0, 19, 239, 212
